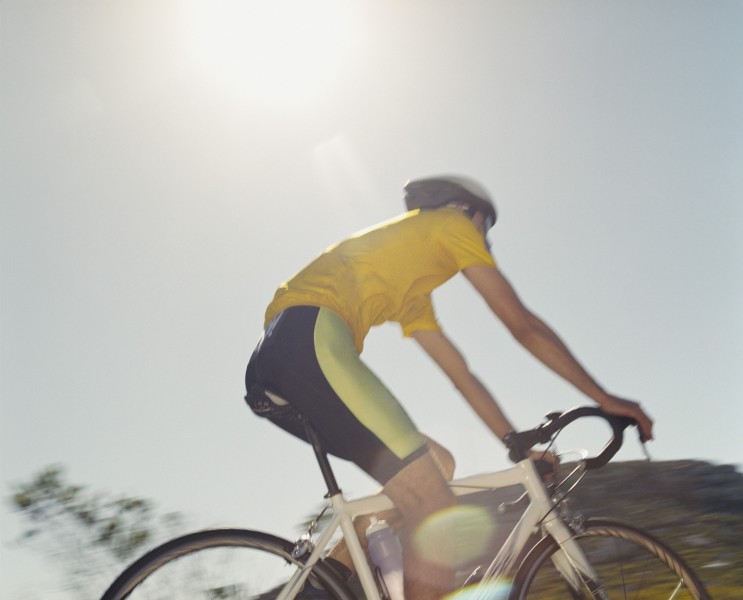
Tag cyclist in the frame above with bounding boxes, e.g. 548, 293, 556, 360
244, 175, 654, 600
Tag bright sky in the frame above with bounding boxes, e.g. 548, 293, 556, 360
1, 1, 741, 598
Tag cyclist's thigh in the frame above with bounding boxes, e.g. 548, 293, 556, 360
249, 305, 427, 484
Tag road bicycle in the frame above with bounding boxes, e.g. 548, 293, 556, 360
100, 403, 711, 599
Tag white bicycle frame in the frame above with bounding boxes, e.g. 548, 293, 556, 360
274, 457, 598, 600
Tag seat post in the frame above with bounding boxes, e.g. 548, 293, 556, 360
303, 420, 342, 497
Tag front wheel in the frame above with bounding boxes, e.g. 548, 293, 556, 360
99, 528, 353, 600
511, 518, 711, 600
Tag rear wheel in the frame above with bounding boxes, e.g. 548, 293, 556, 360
511, 518, 710, 599
100, 528, 353, 600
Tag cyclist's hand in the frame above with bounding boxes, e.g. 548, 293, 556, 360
600, 396, 654, 443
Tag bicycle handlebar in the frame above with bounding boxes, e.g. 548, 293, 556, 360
504, 406, 638, 470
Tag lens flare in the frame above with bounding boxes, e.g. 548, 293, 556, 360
445, 580, 513, 600
412, 504, 497, 569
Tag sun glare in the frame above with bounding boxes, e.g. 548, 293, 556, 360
186, 0, 355, 107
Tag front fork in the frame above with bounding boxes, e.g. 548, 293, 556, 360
544, 505, 608, 600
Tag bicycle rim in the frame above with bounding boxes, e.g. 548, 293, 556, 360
512, 518, 710, 600
99, 528, 351, 600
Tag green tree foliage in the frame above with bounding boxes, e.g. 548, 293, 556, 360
8, 465, 183, 599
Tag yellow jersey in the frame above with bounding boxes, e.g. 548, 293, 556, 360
265, 207, 496, 352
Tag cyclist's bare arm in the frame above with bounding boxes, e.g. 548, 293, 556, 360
463, 264, 654, 441
411, 329, 516, 441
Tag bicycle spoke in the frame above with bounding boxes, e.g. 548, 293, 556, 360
120, 545, 298, 599
514, 520, 709, 600
100, 530, 349, 600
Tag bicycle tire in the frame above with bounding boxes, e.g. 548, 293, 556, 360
99, 528, 354, 600
510, 518, 711, 600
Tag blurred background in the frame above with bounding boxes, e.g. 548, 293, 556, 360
2, 0, 741, 598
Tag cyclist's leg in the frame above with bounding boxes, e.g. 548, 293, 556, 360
424, 435, 457, 480
247, 306, 427, 480
247, 306, 460, 596
309, 310, 462, 598
248, 307, 433, 482
325, 435, 455, 571
383, 451, 458, 600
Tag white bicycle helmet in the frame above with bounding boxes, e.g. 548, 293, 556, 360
403, 175, 497, 231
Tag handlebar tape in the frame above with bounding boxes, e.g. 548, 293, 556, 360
505, 407, 637, 470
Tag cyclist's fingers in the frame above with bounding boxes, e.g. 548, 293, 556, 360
623, 402, 654, 442
603, 396, 654, 442
637, 414, 654, 442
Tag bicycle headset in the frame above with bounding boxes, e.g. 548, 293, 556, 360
403, 176, 497, 232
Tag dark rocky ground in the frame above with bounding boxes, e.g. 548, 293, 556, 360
468, 459, 743, 598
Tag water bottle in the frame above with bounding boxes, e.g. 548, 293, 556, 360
365, 517, 404, 600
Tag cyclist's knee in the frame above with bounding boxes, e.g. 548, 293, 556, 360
424, 435, 455, 481
383, 452, 456, 523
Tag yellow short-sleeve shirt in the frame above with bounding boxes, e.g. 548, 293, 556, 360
265, 207, 496, 352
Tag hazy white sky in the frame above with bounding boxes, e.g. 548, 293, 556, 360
2, 0, 741, 597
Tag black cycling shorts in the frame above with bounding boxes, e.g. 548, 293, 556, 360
245, 306, 426, 484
